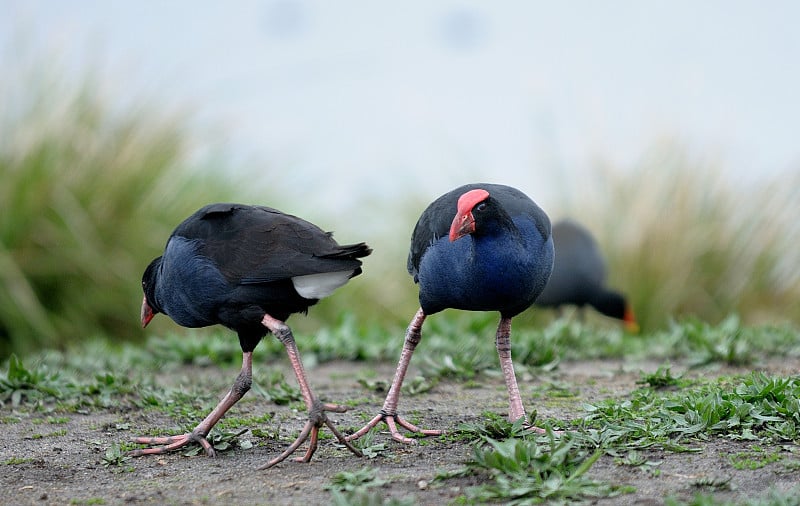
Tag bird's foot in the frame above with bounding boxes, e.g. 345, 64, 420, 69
259, 401, 362, 469
346, 410, 443, 444
129, 431, 215, 457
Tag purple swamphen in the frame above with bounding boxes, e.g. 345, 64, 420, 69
135, 203, 370, 468
534, 219, 638, 331
348, 183, 555, 443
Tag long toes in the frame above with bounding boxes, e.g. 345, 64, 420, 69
128, 441, 185, 457
292, 426, 320, 463
260, 404, 363, 468
321, 402, 350, 413
390, 432, 417, 444
324, 418, 363, 457
349, 413, 441, 444
259, 421, 314, 470
394, 416, 444, 437
128, 433, 215, 457
132, 435, 185, 445
128, 434, 187, 456
345, 413, 384, 442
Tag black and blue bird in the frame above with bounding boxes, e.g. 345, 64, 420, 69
348, 183, 555, 443
534, 219, 638, 331
135, 203, 370, 468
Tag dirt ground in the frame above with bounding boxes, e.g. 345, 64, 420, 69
2, 357, 799, 505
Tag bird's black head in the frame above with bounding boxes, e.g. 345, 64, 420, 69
449, 188, 512, 242
141, 257, 163, 328
591, 290, 640, 333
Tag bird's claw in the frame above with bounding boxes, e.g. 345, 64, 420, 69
259, 401, 361, 470
346, 411, 443, 444
129, 432, 215, 457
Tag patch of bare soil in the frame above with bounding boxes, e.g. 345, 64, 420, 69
2, 358, 798, 505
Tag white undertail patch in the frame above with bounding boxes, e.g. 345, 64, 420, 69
291, 271, 354, 299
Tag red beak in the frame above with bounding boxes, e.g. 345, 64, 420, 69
141, 295, 155, 328
449, 211, 476, 241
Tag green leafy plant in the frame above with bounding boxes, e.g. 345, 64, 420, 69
637, 365, 684, 389
181, 428, 251, 456
613, 450, 662, 475
330, 490, 415, 506
463, 434, 622, 504
0, 62, 252, 357
101, 444, 131, 468
559, 145, 800, 330
0, 354, 64, 406
252, 371, 302, 405
325, 467, 387, 493
454, 411, 531, 442
580, 372, 800, 452
4, 457, 34, 465
729, 446, 783, 470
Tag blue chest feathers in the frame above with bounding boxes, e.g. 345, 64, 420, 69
155, 237, 229, 327
417, 217, 554, 315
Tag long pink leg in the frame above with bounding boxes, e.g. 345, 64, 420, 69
496, 317, 548, 434
347, 308, 442, 444
130, 351, 254, 456
258, 314, 362, 469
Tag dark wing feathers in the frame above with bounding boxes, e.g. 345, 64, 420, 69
553, 220, 606, 285
172, 203, 370, 285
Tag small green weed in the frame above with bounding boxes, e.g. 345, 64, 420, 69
3, 456, 34, 465
101, 444, 131, 468
637, 365, 684, 389
145, 333, 242, 368
729, 446, 783, 470
691, 475, 733, 491
0, 354, 64, 406
77, 372, 136, 409
357, 374, 436, 396
453, 412, 530, 442
250, 426, 281, 441
218, 412, 273, 430
42, 416, 70, 424
420, 349, 493, 382
357, 377, 389, 392
252, 371, 301, 405
69, 499, 106, 505
402, 375, 437, 395
581, 372, 800, 450
613, 450, 662, 475
182, 428, 251, 456
325, 466, 387, 493
680, 316, 753, 366
463, 434, 624, 504
330, 490, 415, 506
350, 428, 391, 458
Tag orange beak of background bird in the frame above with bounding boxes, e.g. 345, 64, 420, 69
141, 296, 154, 328
624, 305, 640, 333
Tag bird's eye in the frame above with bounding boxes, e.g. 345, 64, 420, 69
476, 202, 487, 212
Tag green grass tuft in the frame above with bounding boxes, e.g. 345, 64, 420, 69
463, 433, 623, 504
557, 144, 800, 331
0, 59, 257, 357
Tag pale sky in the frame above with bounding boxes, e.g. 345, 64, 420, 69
4, 1, 800, 216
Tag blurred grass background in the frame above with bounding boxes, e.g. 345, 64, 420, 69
1, 64, 799, 358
